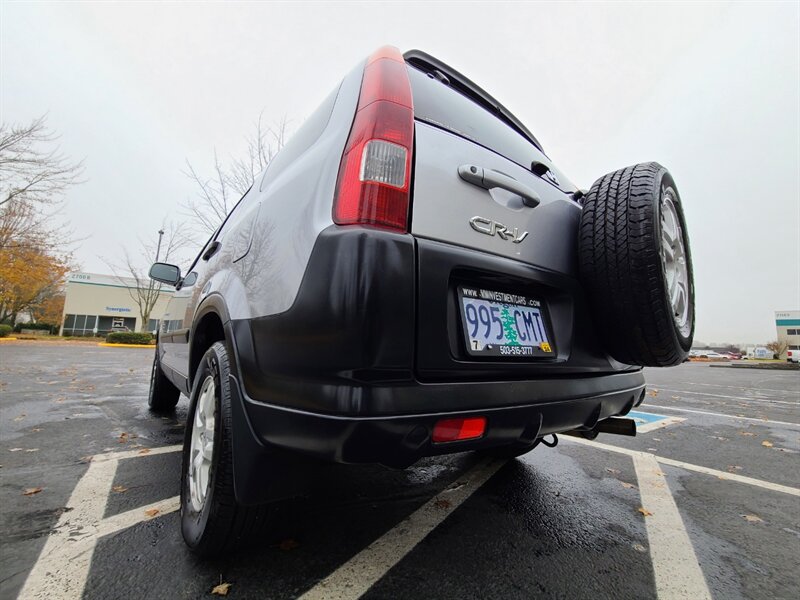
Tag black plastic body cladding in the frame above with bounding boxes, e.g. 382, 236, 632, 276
226, 225, 645, 473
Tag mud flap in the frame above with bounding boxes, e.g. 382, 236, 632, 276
228, 374, 322, 506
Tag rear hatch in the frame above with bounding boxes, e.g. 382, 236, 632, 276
406, 53, 581, 276
405, 51, 622, 381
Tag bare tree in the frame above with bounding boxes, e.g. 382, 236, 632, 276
182, 115, 288, 237
765, 339, 788, 359
0, 115, 84, 251
107, 222, 189, 333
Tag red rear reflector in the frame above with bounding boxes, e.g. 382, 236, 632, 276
432, 417, 487, 443
333, 45, 414, 231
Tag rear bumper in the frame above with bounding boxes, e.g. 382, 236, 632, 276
233, 369, 645, 469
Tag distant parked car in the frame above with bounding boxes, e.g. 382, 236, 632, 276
787, 349, 799, 364
703, 351, 727, 360
723, 351, 742, 360
107, 326, 131, 335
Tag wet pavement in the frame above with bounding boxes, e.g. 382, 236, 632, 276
1, 342, 798, 599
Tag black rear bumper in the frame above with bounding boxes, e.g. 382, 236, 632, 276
233, 371, 645, 468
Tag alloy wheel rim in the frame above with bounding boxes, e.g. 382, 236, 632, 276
188, 375, 215, 512
659, 187, 691, 337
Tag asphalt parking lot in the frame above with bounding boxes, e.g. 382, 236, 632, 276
1, 342, 798, 599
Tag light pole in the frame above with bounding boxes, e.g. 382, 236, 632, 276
155, 229, 165, 262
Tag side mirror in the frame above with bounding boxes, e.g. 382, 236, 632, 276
149, 262, 181, 286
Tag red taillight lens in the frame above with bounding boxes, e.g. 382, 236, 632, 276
333, 46, 414, 231
432, 417, 487, 443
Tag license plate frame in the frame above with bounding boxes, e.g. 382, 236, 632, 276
457, 285, 556, 358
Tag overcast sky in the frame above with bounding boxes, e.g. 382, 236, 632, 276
3, 1, 798, 344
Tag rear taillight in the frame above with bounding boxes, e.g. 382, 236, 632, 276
333, 46, 414, 231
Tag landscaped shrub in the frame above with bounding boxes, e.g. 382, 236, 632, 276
13, 322, 58, 334
105, 332, 154, 345
0, 324, 13, 338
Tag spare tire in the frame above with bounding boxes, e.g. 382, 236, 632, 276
578, 162, 694, 366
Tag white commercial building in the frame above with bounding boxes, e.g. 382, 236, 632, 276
775, 310, 800, 360
59, 272, 173, 336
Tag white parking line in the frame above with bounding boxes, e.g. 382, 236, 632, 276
633, 453, 712, 599
17, 459, 118, 600
655, 387, 798, 406
17, 446, 182, 600
564, 436, 800, 496
643, 404, 800, 427
298, 457, 506, 600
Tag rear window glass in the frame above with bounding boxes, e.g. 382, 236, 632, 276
407, 65, 573, 192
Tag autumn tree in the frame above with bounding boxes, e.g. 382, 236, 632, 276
0, 246, 69, 324
182, 115, 287, 237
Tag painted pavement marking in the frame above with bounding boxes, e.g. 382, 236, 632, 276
17, 446, 182, 600
627, 410, 686, 433
564, 436, 800, 496
643, 404, 800, 427
633, 453, 713, 599
298, 457, 506, 600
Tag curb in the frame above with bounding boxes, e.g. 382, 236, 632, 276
0, 337, 18, 341
97, 343, 155, 349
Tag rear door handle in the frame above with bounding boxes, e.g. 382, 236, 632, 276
458, 164, 541, 208
202, 241, 221, 261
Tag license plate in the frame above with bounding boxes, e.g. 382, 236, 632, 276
458, 286, 555, 358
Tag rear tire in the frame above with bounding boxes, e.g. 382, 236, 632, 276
180, 341, 272, 556
579, 162, 694, 366
148, 349, 180, 413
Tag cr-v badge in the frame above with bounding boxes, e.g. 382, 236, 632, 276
469, 216, 529, 244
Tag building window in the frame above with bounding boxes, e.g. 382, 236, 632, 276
63, 314, 99, 336
147, 319, 160, 333
787, 329, 798, 336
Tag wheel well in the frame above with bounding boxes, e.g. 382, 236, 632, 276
189, 312, 226, 384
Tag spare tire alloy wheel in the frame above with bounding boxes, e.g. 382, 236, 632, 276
579, 162, 694, 367
660, 189, 691, 338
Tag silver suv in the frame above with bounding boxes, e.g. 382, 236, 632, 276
148, 46, 695, 555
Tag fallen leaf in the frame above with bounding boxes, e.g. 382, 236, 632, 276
647, 447, 658, 452
652, 438, 661, 442
605, 468, 620, 475
144, 508, 160, 518
727, 465, 742, 472
742, 514, 763, 523
118, 432, 129, 444
31, 428, 42, 432
138, 448, 150, 455
632, 543, 647, 553
738, 431, 755, 437
112, 485, 128, 493
25, 448, 39, 453
13, 414, 26, 421
23, 487, 43, 496
647, 389, 658, 397
434, 499, 452, 509
620, 482, 637, 489
278, 539, 300, 551
211, 582, 232, 596
638, 507, 653, 517
9, 448, 22, 452
79, 455, 93, 463
761, 441, 774, 448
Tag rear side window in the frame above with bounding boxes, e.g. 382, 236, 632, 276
407, 65, 573, 191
